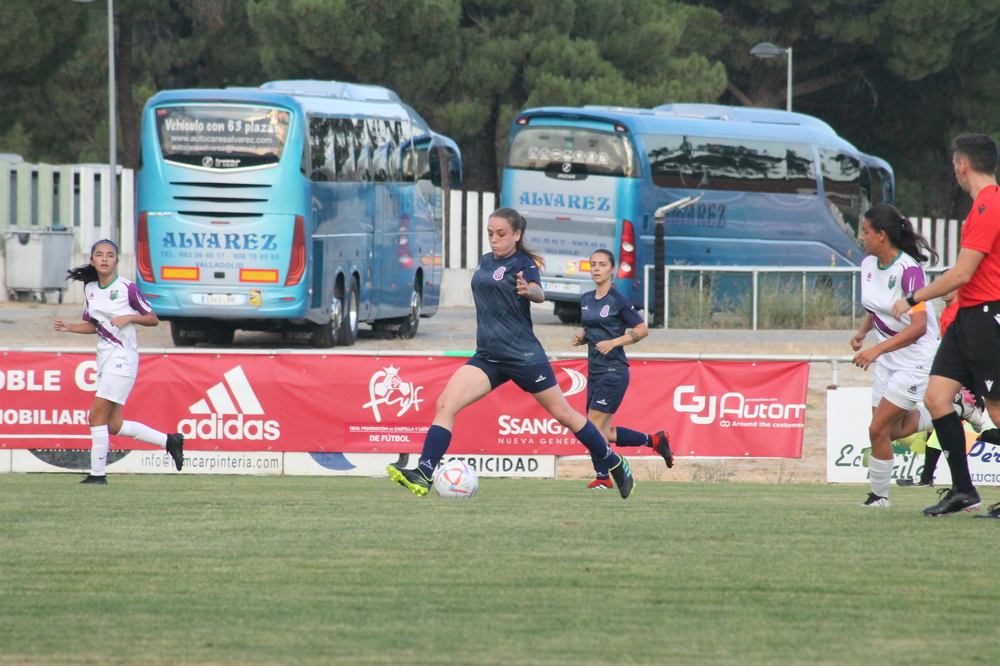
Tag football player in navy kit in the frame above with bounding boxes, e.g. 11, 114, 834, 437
571, 249, 673, 489
387, 208, 636, 498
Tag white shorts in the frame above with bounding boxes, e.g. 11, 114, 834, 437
871, 363, 928, 411
95, 373, 136, 405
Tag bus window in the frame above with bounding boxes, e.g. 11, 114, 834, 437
646, 135, 816, 194
820, 149, 864, 237
399, 122, 415, 182
333, 118, 355, 181
354, 119, 372, 182
155, 104, 290, 170
506, 126, 639, 177
371, 119, 390, 182
308, 116, 336, 182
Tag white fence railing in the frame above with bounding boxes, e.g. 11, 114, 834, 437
0, 160, 964, 304
1, 161, 134, 303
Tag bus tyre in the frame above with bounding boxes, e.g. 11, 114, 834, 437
554, 301, 581, 324
396, 286, 421, 339
336, 277, 359, 346
170, 321, 202, 347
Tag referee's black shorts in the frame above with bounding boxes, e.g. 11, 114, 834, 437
931, 301, 1000, 400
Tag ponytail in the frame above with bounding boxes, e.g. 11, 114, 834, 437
863, 204, 938, 265
489, 207, 544, 269
66, 264, 99, 284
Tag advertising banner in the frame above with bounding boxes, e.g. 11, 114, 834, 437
0, 352, 808, 464
826, 387, 1000, 486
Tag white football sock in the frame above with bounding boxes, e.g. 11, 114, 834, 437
916, 405, 933, 432
116, 420, 168, 448
868, 456, 893, 499
90, 425, 109, 476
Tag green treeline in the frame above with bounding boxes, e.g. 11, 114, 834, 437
1, 0, 998, 218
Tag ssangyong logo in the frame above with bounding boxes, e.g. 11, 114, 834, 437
363, 365, 423, 422
178, 365, 279, 440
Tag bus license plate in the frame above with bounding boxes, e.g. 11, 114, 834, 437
193, 293, 245, 306
542, 281, 581, 295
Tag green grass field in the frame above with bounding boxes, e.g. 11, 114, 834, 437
1, 474, 998, 665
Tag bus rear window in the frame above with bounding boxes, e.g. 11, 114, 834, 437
156, 105, 290, 170
506, 126, 638, 177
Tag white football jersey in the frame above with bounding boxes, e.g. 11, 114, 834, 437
860, 252, 938, 373
82, 276, 153, 378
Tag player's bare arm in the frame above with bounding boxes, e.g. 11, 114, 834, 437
515, 271, 544, 303
53, 319, 97, 335
595, 322, 648, 354
111, 311, 160, 328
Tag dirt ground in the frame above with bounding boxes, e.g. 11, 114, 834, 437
0, 300, 872, 483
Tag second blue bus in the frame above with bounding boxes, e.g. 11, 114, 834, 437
501, 103, 894, 321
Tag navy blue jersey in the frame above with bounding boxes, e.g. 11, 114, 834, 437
581, 287, 645, 374
472, 251, 547, 364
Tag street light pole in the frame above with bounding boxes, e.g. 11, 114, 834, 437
71, 0, 117, 240
750, 42, 792, 113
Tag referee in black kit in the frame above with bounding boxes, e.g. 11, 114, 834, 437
892, 133, 1000, 517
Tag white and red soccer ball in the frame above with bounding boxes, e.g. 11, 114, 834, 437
433, 459, 479, 498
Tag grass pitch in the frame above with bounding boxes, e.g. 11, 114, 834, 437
1, 475, 998, 665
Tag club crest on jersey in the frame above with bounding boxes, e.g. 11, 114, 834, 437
493, 266, 507, 281
888, 276, 896, 290
600, 305, 610, 317
110, 290, 119, 301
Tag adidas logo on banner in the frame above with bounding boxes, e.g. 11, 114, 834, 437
178, 366, 280, 441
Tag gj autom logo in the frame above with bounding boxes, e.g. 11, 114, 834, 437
363, 365, 423, 422
178, 366, 279, 441
673, 385, 805, 427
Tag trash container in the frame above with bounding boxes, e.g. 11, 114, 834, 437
4, 227, 75, 302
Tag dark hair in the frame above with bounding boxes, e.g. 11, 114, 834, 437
591, 248, 616, 267
952, 134, 999, 175
66, 239, 118, 284
489, 207, 544, 268
863, 204, 938, 265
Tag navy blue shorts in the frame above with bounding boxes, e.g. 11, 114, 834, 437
465, 355, 559, 394
586, 368, 630, 414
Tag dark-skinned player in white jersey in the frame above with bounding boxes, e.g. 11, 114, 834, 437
387, 208, 635, 498
571, 249, 673, 489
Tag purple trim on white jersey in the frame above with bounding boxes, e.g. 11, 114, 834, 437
870, 312, 897, 338
82, 299, 97, 325
126, 281, 152, 314
901, 265, 926, 294
96, 324, 125, 348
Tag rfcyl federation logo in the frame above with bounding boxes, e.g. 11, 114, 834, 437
363, 365, 423, 423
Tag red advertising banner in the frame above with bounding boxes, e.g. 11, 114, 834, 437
0, 352, 808, 458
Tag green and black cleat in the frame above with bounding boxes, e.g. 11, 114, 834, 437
387, 464, 432, 497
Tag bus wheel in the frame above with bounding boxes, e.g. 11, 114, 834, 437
553, 301, 581, 324
336, 277, 359, 346
396, 286, 422, 339
170, 321, 202, 347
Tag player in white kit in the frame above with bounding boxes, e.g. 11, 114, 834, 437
54, 240, 184, 483
850, 204, 980, 506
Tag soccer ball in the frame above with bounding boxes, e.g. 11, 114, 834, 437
433, 459, 479, 498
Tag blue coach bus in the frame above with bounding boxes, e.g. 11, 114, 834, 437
501, 103, 894, 321
135, 80, 461, 346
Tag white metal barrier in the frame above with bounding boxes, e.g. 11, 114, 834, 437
642, 264, 951, 330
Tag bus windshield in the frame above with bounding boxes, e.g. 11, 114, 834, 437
155, 104, 291, 170
507, 126, 638, 177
